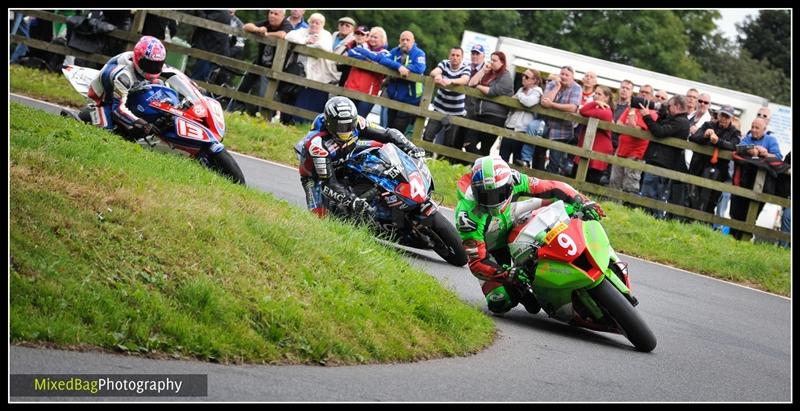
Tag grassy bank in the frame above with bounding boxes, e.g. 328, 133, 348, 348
10, 102, 495, 364
10, 65, 791, 296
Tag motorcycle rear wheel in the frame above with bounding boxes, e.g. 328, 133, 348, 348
427, 212, 468, 267
588, 279, 657, 352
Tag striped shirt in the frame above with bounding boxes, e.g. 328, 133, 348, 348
432, 60, 471, 116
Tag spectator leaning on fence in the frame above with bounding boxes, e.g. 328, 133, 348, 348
501, 69, 543, 167
423, 46, 471, 148
226, 9, 291, 117
343, 26, 390, 118
141, 13, 177, 40
324, 16, 356, 86
369, 30, 426, 135
569, 85, 615, 185
728, 116, 784, 240
689, 92, 712, 136
537, 65, 582, 176
462, 51, 514, 156
188, 10, 232, 84
686, 104, 741, 215
637, 95, 690, 219
287, 9, 308, 30
285, 12, 334, 122
608, 83, 657, 196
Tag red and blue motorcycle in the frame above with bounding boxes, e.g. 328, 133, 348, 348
62, 64, 245, 184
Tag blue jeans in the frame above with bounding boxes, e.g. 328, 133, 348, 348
10, 12, 30, 64
640, 172, 670, 219
713, 190, 731, 230
190, 59, 216, 83
226, 72, 268, 116
380, 106, 389, 128
353, 100, 374, 119
546, 145, 571, 175
778, 207, 791, 248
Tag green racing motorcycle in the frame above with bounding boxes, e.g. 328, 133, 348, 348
508, 200, 657, 352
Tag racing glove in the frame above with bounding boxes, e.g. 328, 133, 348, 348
503, 265, 532, 287
407, 146, 426, 159
579, 200, 605, 221
350, 197, 374, 217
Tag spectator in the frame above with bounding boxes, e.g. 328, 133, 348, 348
287, 9, 308, 30
602, 79, 635, 184
9, 11, 30, 65
638, 84, 654, 102
423, 46, 471, 148
501, 69, 543, 167
227, 10, 246, 60
285, 12, 334, 124
343, 26, 390, 117
462, 51, 514, 155
452, 44, 487, 152
325, 17, 357, 86
370, 30, 426, 135
608, 87, 656, 196
579, 71, 597, 107
689, 92, 713, 136
637, 95, 690, 219
188, 10, 231, 83
569, 85, 615, 185
728, 117, 783, 240
684, 88, 700, 131
686, 104, 741, 214
206, 9, 245, 88
655, 89, 670, 107
611, 79, 634, 151
226, 9, 291, 117
141, 13, 177, 40
537, 65, 582, 175
776, 151, 791, 248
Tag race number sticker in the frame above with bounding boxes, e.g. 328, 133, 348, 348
544, 222, 568, 244
557, 233, 578, 256
176, 118, 209, 141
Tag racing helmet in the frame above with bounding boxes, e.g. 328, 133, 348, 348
323, 96, 358, 144
470, 156, 514, 216
132, 36, 167, 81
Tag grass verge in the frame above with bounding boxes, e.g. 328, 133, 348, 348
10, 65, 791, 296
10, 102, 495, 364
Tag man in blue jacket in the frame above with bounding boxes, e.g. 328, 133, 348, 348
369, 30, 426, 135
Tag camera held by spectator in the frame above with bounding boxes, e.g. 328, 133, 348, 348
631, 95, 656, 110
736, 144, 756, 158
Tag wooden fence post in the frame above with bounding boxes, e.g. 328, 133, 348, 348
574, 117, 599, 184
411, 76, 436, 143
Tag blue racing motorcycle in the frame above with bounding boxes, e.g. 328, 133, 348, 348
342, 142, 467, 266
62, 64, 245, 184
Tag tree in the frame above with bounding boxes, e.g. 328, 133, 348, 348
737, 10, 790, 79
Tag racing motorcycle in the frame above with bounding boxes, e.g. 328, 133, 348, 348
341, 142, 468, 267
507, 200, 657, 352
61, 64, 245, 184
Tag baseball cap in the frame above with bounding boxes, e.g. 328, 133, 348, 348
718, 105, 735, 117
355, 25, 369, 35
338, 17, 355, 26
471, 44, 485, 54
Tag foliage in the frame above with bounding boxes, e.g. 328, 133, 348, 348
737, 10, 791, 79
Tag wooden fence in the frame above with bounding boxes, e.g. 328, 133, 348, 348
11, 9, 790, 243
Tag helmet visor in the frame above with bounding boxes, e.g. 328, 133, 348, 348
331, 120, 355, 142
138, 58, 164, 75
475, 184, 512, 209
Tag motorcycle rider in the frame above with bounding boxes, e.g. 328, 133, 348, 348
455, 156, 606, 315
298, 96, 426, 218
84, 35, 171, 139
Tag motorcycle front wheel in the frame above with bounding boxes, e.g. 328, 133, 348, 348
426, 211, 468, 267
201, 148, 246, 185
588, 279, 657, 352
